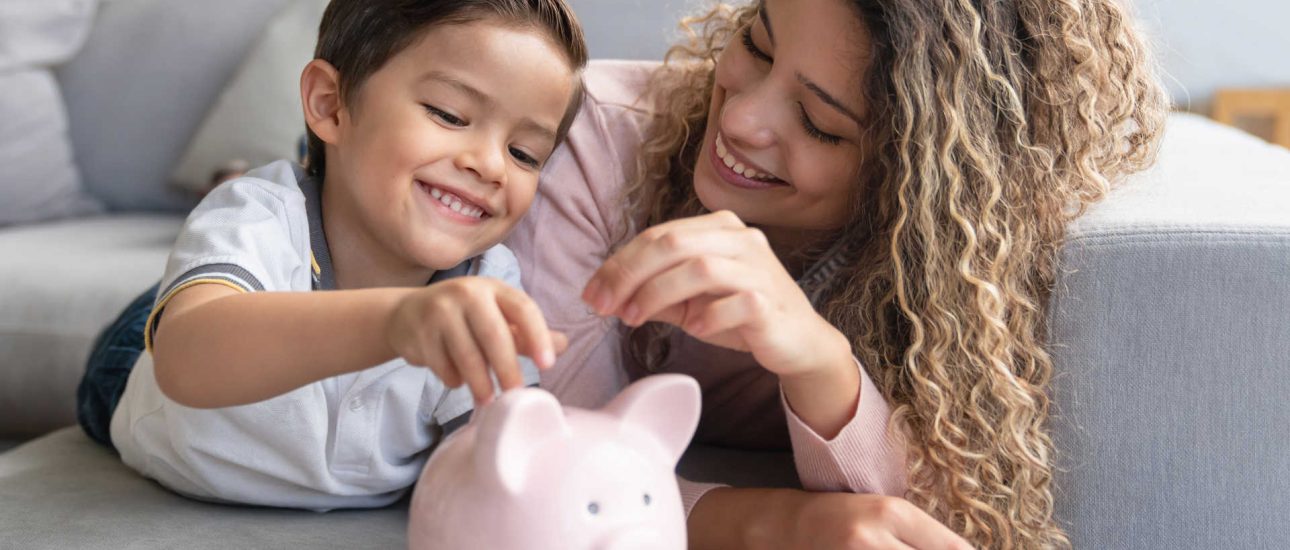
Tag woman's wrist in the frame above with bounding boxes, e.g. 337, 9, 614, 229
778, 326, 861, 439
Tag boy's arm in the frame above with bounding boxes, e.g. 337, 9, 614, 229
152, 283, 414, 408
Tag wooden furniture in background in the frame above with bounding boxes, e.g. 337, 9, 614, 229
1211, 88, 1290, 148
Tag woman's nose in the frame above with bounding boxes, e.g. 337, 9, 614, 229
718, 86, 778, 151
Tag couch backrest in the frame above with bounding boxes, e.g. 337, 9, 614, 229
56, 0, 290, 212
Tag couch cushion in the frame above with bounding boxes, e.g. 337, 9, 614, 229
0, 428, 406, 548
170, 0, 324, 194
56, 0, 290, 211
0, 214, 182, 438
0, 70, 102, 227
1051, 113, 1290, 548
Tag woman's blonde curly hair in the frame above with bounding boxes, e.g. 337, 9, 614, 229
624, 0, 1168, 547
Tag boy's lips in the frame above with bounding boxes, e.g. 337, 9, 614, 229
416, 180, 496, 220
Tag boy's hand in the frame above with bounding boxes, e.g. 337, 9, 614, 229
385, 277, 566, 405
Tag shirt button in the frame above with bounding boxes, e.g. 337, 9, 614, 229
348, 397, 364, 411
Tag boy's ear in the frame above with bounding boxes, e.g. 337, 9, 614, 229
300, 59, 344, 145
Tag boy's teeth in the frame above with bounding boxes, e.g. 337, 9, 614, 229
426, 184, 487, 218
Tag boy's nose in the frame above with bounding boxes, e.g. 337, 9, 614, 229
455, 144, 507, 187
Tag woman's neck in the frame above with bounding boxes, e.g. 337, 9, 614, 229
758, 224, 835, 279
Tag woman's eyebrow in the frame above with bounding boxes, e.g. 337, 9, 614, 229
760, 1, 775, 44
797, 73, 862, 124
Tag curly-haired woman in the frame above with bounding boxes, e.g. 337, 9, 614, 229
506, 0, 1167, 547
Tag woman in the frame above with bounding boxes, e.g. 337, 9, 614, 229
505, 0, 1167, 547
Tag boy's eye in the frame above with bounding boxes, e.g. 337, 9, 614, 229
424, 104, 466, 127
509, 146, 541, 168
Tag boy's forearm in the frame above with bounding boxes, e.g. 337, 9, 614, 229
153, 288, 415, 408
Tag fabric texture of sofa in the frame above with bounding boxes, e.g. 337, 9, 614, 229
2, 1, 1289, 548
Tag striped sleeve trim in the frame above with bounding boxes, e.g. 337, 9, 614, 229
143, 264, 264, 353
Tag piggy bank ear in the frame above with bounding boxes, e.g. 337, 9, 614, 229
602, 374, 701, 465
474, 387, 571, 494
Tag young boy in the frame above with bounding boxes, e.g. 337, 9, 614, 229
82, 0, 587, 510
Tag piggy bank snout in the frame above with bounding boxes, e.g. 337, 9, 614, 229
595, 528, 667, 550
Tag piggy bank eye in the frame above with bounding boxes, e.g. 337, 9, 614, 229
643, 493, 652, 506
587, 501, 600, 515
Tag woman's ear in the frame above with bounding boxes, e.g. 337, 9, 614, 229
300, 59, 344, 145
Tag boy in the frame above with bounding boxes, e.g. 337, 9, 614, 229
84, 0, 587, 510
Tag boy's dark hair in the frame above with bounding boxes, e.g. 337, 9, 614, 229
305, 0, 588, 180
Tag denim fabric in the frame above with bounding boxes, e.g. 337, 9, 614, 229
76, 283, 159, 449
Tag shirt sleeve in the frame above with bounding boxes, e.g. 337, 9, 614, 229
145, 168, 309, 351
781, 356, 909, 496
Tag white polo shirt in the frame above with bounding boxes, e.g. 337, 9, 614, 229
110, 160, 537, 511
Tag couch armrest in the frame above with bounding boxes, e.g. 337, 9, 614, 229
1050, 114, 1290, 549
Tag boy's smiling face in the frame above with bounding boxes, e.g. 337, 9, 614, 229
306, 21, 575, 282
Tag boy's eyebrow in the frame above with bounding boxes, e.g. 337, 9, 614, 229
421, 70, 491, 105
420, 70, 557, 141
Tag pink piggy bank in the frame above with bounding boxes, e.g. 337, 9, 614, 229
407, 374, 701, 550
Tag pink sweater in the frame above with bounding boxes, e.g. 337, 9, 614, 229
504, 60, 907, 515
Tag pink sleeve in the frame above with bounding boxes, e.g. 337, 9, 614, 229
782, 357, 908, 496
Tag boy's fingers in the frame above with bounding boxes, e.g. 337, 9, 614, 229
443, 321, 494, 405
423, 332, 462, 388
466, 305, 525, 392
496, 289, 555, 369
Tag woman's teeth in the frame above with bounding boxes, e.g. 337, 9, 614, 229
428, 186, 486, 219
716, 135, 780, 182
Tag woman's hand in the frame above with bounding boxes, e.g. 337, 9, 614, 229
786, 492, 972, 550
386, 277, 566, 405
582, 210, 848, 379
691, 487, 971, 550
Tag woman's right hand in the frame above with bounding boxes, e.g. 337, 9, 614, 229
782, 492, 972, 550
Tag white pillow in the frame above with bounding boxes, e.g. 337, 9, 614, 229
0, 0, 98, 71
169, 0, 327, 193
0, 0, 103, 226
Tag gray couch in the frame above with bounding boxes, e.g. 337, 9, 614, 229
3, 1, 1289, 548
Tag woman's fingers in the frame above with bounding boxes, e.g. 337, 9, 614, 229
619, 255, 748, 327
683, 291, 765, 338
585, 223, 765, 317
885, 501, 973, 550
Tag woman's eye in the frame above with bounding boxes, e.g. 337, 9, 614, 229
509, 146, 540, 168
798, 103, 842, 145
424, 104, 466, 127
740, 26, 772, 64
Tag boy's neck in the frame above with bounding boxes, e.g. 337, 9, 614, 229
320, 182, 436, 290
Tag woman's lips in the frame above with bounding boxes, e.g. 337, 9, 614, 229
709, 133, 788, 190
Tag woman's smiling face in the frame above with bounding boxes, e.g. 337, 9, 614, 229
692, 0, 872, 249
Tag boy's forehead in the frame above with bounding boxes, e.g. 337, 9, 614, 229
372, 22, 576, 130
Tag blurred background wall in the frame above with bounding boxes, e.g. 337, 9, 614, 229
569, 0, 1290, 112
